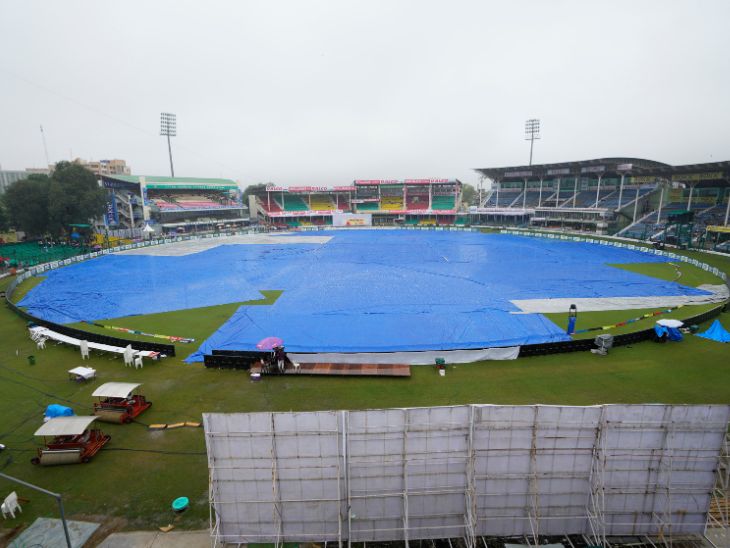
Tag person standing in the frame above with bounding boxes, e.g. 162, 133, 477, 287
274, 346, 286, 373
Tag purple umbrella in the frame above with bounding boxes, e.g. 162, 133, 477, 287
256, 336, 283, 350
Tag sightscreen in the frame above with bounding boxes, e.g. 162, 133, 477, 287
204, 404, 729, 545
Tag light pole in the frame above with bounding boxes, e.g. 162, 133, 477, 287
525, 118, 540, 166
160, 112, 177, 177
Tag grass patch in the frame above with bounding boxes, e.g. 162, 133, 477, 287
545, 302, 721, 339
65, 290, 283, 353
609, 261, 721, 287
1, 239, 729, 534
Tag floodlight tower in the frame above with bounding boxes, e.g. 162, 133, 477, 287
525, 118, 540, 166
160, 112, 177, 177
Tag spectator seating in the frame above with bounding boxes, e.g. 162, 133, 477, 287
356, 202, 379, 211
259, 197, 283, 213
406, 194, 429, 210
282, 195, 309, 211
381, 196, 404, 210
431, 195, 455, 210
309, 195, 335, 210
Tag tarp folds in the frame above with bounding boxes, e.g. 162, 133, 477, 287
654, 324, 683, 341
14, 230, 712, 356
697, 319, 730, 343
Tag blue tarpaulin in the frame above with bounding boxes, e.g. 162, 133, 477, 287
16, 230, 711, 357
44, 404, 74, 418
654, 324, 683, 341
697, 319, 730, 343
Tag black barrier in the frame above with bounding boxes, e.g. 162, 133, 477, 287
519, 304, 726, 357
204, 354, 254, 370
204, 350, 273, 370
4, 280, 176, 356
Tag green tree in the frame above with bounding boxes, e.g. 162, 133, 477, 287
46, 161, 107, 235
0, 201, 9, 232
2, 174, 52, 236
242, 183, 269, 201
461, 183, 476, 205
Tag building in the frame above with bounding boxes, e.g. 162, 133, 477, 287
252, 178, 464, 228
0, 166, 52, 194
100, 174, 248, 234
71, 158, 131, 177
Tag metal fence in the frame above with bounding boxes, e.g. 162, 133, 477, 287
204, 404, 730, 547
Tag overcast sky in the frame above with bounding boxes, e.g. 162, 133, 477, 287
1, 1, 729, 188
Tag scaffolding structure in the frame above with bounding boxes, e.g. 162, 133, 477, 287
203, 404, 730, 548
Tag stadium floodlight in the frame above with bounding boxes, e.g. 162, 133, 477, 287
524, 118, 540, 166
160, 112, 177, 177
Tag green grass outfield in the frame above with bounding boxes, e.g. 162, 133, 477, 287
0, 241, 729, 535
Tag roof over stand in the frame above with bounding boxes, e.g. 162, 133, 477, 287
92, 382, 142, 399
34, 416, 99, 437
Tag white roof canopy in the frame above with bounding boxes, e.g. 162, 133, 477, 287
92, 382, 141, 399
35, 416, 98, 437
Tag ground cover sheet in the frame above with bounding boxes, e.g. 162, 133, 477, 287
17, 230, 709, 356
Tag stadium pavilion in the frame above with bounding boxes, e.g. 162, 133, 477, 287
100, 174, 248, 236
250, 178, 464, 228
474, 158, 730, 244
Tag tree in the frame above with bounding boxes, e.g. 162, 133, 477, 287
2, 174, 52, 236
461, 183, 477, 205
46, 162, 107, 235
242, 183, 269, 201
0, 201, 9, 233
1, 162, 106, 238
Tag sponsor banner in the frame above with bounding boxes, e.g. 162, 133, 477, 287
146, 184, 236, 190
546, 168, 570, 176
102, 178, 138, 190
354, 179, 398, 185
265, 185, 286, 192
708, 225, 730, 234
354, 179, 452, 185
265, 208, 457, 216
350, 198, 380, 203
288, 186, 330, 193
403, 178, 450, 184
629, 176, 658, 184
672, 171, 723, 182
332, 213, 373, 227
504, 170, 532, 177
616, 163, 633, 171
581, 165, 605, 173
333, 186, 356, 192
265, 210, 336, 217
105, 194, 119, 226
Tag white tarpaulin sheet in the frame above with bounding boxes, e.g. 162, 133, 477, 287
204, 404, 729, 545
289, 346, 520, 365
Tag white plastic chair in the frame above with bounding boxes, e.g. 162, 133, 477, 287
123, 345, 134, 367
79, 340, 90, 360
1, 491, 21, 519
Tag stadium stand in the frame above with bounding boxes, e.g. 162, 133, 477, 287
431, 195, 455, 210
406, 193, 429, 210
309, 195, 335, 210
282, 195, 309, 211
356, 201, 380, 211
381, 196, 404, 210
